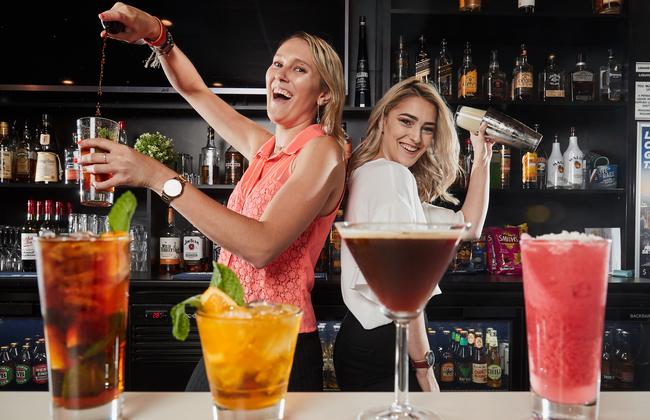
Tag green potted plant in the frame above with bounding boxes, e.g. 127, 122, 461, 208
134, 131, 177, 167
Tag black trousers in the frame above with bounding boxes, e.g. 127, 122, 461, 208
185, 331, 323, 392
333, 311, 422, 392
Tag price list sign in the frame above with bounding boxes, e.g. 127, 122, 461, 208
637, 123, 650, 277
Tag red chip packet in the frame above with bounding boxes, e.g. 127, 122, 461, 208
485, 226, 522, 275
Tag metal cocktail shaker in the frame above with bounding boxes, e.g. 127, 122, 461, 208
454, 105, 542, 151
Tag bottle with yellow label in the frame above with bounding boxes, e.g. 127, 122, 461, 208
458, 42, 478, 100
522, 152, 538, 189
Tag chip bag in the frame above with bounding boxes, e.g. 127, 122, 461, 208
485, 226, 522, 275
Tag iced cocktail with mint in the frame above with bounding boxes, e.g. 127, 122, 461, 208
35, 192, 136, 420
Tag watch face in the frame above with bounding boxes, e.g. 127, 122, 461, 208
164, 179, 183, 197
426, 350, 435, 367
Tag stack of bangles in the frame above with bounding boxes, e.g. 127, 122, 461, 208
146, 17, 174, 56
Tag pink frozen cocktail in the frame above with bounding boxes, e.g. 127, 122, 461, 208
521, 232, 610, 417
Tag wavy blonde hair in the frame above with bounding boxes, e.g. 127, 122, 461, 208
282, 32, 346, 149
348, 77, 461, 204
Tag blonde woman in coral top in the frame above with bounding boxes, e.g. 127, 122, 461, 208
79, 2, 347, 391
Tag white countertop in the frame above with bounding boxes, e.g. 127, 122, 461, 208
2, 391, 650, 419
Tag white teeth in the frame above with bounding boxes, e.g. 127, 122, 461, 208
272, 87, 293, 98
400, 142, 418, 152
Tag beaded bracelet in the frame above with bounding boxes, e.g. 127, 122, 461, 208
143, 23, 175, 68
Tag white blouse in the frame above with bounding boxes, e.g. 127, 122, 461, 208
341, 159, 465, 330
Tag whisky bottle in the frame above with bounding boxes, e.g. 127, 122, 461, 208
34, 113, 60, 184
571, 53, 595, 102
435, 39, 454, 100
458, 42, 478, 100
484, 50, 506, 102
64, 132, 80, 184
541, 54, 566, 101
600, 49, 623, 102
182, 225, 209, 272
459, 0, 482, 12
0, 121, 13, 183
199, 125, 220, 185
224, 144, 244, 184
14, 121, 33, 183
518, 0, 535, 13
20, 200, 39, 272
415, 35, 432, 85
392, 35, 409, 86
354, 16, 370, 107
159, 207, 182, 275
513, 44, 534, 101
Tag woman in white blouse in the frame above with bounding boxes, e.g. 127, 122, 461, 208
333, 78, 492, 392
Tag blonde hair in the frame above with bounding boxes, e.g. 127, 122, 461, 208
282, 32, 346, 149
349, 77, 461, 204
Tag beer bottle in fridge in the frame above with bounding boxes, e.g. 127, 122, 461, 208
0, 345, 16, 389
15, 344, 32, 388
486, 329, 502, 388
472, 331, 487, 388
615, 331, 635, 389
439, 330, 455, 388
31, 338, 49, 390
456, 331, 472, 387
601, 329, 615, 389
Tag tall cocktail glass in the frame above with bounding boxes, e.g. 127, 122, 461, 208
77, 117, 120, 207
35, 233, 131, 420
196, 302, 302, 420
336, 222, 470, 420
520, 233, 611, 420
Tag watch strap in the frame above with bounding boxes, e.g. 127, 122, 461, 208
161, 175, 188, 205
410, 350, 434, 369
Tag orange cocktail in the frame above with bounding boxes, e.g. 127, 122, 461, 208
196, 301, 301, 417
35, 233, 130, 419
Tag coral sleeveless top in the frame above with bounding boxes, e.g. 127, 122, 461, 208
218, 124, 339, 333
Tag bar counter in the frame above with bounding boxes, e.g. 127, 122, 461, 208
2, 391, 650, 419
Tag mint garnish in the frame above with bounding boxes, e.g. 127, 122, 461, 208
171, 263, 246, 341
171, 295, 201, 341
108, 191, 137, 233
211, 262, 245, 306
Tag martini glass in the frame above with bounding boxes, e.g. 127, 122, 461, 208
336, 222, 470, 420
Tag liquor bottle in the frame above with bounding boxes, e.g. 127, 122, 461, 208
0, 346, 15, 389
118, 120, 128, 145
21, 200, 39, 272
456, 331, 472, 386
459, 0, 482, 12
563, 127, 585, 189
31, 339, 48, 389
601, 330, 615, 389
500, 145, 511, 189
439, 330, 455, 387
224, 144, 244, 184
160, 207, 182, 275
541, 53, 566, 101
522, 151, 538, 189
34, 114, 60, 184
392, 35, 409, 86
35, 200, 44, 231
600, 49, 623, 102
571, 53, 595, 102
486, 329, 502, 388
54, 201, 65, 233
183, 225, 209, 272
200, 125, 220, 185
64, 132, 80, 184
484, 50, 507, 102
615, 331, 635, 389
547, 134, 565, 189
354, 16, 371, 107
472, 331, 487, 388
594, 0, 623, 15
518, 0, 535, 13
0, 121, 13, 183
489, 144, 502, 189
458, 42, 478, 100
415, 35, 432, 85
435, 39, 454, 100
14, 121, 34, 183
342, 122, 352, 160
513, 44, 534, 101
39, 200, 58, 236
14, 344, 31, 388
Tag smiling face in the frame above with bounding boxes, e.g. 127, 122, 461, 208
377, 96, 438, 168
265, 37, 327, 128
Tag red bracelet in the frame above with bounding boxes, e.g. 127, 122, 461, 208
145, 17, 166, 47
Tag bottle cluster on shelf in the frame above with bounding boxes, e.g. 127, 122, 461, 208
601, 326, 640, 391
0, 335, 48, 391
392, 38, 625, 104
457, 0, 623, 15
427, 324, 508, 391
457, 124, 618, 191
317, 321, 341, 391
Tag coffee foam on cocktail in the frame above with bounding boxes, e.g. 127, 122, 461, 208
339, 228, 463, 240
523, 230, 605, 242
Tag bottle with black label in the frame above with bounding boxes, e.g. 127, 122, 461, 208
183, 225, 209, 272
31, 339, 48, 389
392, 35, 409, 86
435, 39, 453, 100
354, 16, 370, 107
541, 54, 566, 101
484, 50, 506, 102
571, 52, 595, 102
224, 144, 244, 185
